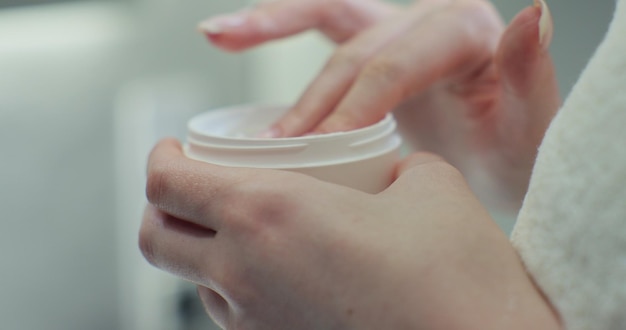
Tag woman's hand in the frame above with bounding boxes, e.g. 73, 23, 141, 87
199, 0, 561, 210
200, 0, 508, 136
140, 139, 560, 330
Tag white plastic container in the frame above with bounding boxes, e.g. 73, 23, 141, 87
184, 104, 402, 193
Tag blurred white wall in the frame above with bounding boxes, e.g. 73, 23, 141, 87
0, 1, 242, 329
0, 3, 133, 330
0, 0, 616, 329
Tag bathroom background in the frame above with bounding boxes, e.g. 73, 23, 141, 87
0, 0, 614, 329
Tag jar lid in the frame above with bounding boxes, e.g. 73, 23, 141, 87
185, 104, 402, 169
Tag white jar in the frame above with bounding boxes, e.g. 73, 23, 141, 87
185, 104, 402, 193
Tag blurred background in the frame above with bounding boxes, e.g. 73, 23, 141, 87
0, 0, 614, 329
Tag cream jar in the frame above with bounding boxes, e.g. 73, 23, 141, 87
185, 104, 402, 193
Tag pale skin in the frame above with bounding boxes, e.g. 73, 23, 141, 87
141, 140, 560, 329
140, 0, 563, 328
200, 0, 561, 210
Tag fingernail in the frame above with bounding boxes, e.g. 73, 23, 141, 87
257, 126, 282, 138
534, 0, 554, 49
198, 14, 247, 35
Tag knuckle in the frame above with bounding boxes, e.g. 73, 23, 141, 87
362, 57, 405, 87
145, 164, 167, 206
450, 0, 492, 14
138, 225, 157, 267
214, 182, 254, 227
145, 159, 178, 206
220, 178, 295, 234
328, 47, 365, 70
451, 0, 502, 39
319, 0, 356, 26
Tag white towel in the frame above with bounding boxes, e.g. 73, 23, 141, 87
512, 0, 626, 328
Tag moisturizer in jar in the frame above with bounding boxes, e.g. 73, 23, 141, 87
185, 104, 402, 193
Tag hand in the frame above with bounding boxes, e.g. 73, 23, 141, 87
140, 139, 560, 329
199, 0, 561, 210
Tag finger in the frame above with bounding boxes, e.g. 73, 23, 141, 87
146, 138, 250, 230
139, 205, 218, 285
198, 0, 397, 52
265, 1, 446, 137
496, 0, 560, 118
314, 1, 504, 133
198, 286, 230, 329
485, 1, 560, 202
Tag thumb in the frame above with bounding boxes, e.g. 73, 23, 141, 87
496, 0, 560, 106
